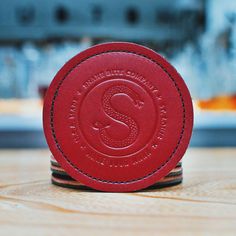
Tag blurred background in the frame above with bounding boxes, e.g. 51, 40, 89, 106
0, 0, 236, 148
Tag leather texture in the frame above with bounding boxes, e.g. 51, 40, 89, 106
43, 42, 193, 192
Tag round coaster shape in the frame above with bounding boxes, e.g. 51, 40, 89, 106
43, 42, 193, 192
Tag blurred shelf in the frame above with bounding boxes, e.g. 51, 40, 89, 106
0, 99, 236, 148
0, 0, 204, 42
0, 114, 45, 148
0, 99, 46, 148
191, 110, 236, 147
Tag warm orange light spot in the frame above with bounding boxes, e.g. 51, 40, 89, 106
197, 95, 236, 110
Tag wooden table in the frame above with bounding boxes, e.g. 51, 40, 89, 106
0, 148, 236, 235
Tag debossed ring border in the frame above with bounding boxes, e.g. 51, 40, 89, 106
50, 51, 186, 184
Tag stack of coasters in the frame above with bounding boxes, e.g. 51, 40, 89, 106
50, 156, 183, 190
43, 42, 193, 192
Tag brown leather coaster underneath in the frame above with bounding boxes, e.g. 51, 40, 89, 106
50, 156, 183, 190
51, 172, 183, 190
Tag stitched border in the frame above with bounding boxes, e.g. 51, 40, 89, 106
50, 50, 186, 185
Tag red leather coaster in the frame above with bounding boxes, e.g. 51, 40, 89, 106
43, 42, 193, 192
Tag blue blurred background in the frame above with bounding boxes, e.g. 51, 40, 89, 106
0, 0, 236, 148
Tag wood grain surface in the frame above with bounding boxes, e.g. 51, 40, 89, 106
0, 148, 236, 236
